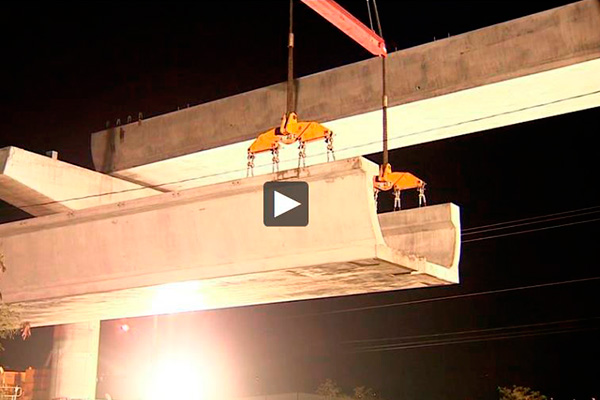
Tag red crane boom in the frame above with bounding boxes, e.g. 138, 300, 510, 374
301, 0, 387, 57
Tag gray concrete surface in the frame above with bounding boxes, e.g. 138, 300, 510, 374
48, 321, 100, 400
15, 253, 455, 328
0, 146, 160, 216
91, 0, 600, 181
0, 157, 459, 327
378, 203, 461, 269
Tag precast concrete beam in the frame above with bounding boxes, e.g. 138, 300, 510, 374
0, 157, 460, 327
90, 1, 600, 191
0, 146, 161, 216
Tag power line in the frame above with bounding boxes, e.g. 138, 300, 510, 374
462, 205, 600, 233
348, 326, 600, 353
462, 209, 600, 236
353, 326, 597, 351
2, 88, 599, 214
462, 217, 600, 243
288, 276, 600, 318
331, 88, 600, 163
7, 185, 599, 250
458, 205, 600, 242
345, 316, 600, 345
344, 317, 600, 344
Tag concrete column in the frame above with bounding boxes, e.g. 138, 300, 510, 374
49, 321, 100, 400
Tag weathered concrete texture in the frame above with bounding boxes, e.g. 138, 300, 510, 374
15, 246, 454, 327
0, 157, 459, 327
108, 56, 600, 192
91, 0, 600, 175
48, 321, 100, 400
0, 146, 161, 216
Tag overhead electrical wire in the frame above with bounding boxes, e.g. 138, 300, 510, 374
462, 209, 600, 236
4, 190, 600, 249
1, 2, 595, 356
344, 316, 600, 345
287, 275, 600, 318
462, 217, 600, 243
462, 206, 600, 236
461, 205, 600, 243
2, 88, 599, 214
347, 325, 600, 353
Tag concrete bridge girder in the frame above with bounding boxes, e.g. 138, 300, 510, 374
0, 157, 459, 327
90, 1, 600, 191
0, 146, 161, 216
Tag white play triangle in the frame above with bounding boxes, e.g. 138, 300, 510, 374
273, 190, 301, 218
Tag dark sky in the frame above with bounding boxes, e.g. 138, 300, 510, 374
1, 1, 599, 400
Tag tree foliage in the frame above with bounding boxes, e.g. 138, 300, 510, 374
499, 385, 547, 400
0, 303, 21, 351
0, 262, 23, 351
317, 379, 344, 399
352, 386, 378, 400
316, 379, 383, 400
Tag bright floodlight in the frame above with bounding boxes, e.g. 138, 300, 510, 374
150, 281, 205, 315
144, 352, 219, 400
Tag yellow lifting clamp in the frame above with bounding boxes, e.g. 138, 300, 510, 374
374, 163, 427, 210
247, 112, 334, 174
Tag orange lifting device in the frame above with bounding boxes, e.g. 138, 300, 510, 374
374, 164, 427, 210
247, 0, 427, 210
247, 112, 334, 173
247, 0, 334, 175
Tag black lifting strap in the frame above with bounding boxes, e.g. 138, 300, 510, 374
287, 0, 295, 117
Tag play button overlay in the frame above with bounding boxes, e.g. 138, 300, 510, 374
263, 181, 309, 226
273, 191, 301, 218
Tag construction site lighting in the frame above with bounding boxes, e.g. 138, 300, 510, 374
143, 352, 220, 400
150, 281, 205, 315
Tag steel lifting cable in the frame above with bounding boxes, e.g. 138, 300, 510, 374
366, 0, 375, 31
267, 0, 296, 174
287, 0, 295, 116
371, 0, 388, 167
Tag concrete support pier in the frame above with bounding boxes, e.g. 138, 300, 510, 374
49, 321, 100, 400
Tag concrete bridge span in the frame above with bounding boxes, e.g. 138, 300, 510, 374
90, 0, 600, 191
1, 157, 459, 328
0, 157, 460, 400
2, 2, 598, 398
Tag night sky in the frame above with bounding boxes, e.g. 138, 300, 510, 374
1, 1, 599, 400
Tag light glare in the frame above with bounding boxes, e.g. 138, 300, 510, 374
151, 281, 204, 315
143, 352, 219, 400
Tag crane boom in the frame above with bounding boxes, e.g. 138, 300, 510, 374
301, 0, 387, 57
249, 0, 429, 211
